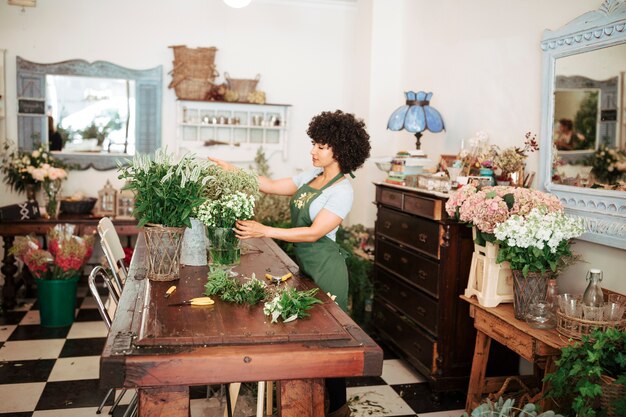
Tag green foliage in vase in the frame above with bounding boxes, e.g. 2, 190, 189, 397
462, 397, 563, 417
544, 328, 626, 417
252, 148, 291, 224
203, 163, 259, 201
117, 148, 211, 228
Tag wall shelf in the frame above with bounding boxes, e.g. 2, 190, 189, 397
176, 100, 291, 162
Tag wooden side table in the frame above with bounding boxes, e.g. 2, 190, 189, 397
461, 295, 569, 411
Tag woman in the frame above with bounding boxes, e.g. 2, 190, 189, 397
555, 118, 585, 150
211, 109, 371, 417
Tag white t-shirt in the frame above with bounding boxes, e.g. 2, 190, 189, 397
291, 168, 353, 241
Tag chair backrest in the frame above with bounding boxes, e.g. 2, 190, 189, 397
99, 224, 128, 293
88, 266, 120, 330
97, 217, 116, 239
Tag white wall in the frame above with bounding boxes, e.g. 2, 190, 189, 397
1, 0, 625, 295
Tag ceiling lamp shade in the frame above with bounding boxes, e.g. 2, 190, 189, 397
387, 91, 445, 149
223, 0, 252, 8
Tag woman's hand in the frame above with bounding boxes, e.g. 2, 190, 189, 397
235, 220, 270, 239
208, 156, 236, 171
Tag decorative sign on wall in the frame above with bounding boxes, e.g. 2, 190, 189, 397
18, 99, 45, 115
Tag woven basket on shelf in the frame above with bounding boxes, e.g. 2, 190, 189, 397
556, 310, 626, 340
225, 72, 260, 100
600, 375, 626, 417
168, 45, 219, 100
168, 78, 214, 101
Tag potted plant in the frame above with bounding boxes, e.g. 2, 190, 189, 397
10, 225, 94, 327
462, 396, 563, 417
118, 148, 210, 281
545, 328, 626, 417
493, 208, 584, 319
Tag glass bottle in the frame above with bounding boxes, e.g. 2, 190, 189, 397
546, 279, 559, 312
582, 269, 604, 307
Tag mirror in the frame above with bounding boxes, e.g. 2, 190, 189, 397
17, 57, 162, 170
539, 0, 626, 249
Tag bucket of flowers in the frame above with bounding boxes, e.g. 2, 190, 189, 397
10, 224, 94, 327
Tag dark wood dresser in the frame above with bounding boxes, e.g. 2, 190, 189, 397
372, 182, 475, 393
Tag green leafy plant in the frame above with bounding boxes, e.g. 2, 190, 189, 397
1, 140, 69, 193
544, 328, 626, 417
462, 397, 563, 417
203, 163, 259, 201
117, 149, 211, 228
263, 287, 322, 323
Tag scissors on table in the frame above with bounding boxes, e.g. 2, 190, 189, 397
168, 296, 215, 307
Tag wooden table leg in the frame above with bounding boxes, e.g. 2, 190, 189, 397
540, 355, 557, 411
138, 386, 189, 417
466, 330, 492, 412
1, 236, 18, 310
277, 379, 324, 417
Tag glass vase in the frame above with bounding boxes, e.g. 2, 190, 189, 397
206, 226, 241, 267
43, 180, 61, 220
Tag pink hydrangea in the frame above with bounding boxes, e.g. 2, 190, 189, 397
458, 189, 510, 233
445, 184, 478, 217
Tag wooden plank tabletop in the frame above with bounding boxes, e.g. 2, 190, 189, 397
100, 235, 383, 389
461, 295, 570, 350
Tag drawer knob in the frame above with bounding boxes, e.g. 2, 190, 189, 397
400, 257, 409, 264
383, 253, 392, 261
418, 233, 428, 243
400, 291, 408, 298
388, 193, 396, 200
413, 342, 422, 353
383, 221, 391, 229
401, 222, 409, 230
396, 324, 403, 333
418, 270, 428, 280
493, 328, 510, 341
416, 306, 426, 316
382, 284, 391, 292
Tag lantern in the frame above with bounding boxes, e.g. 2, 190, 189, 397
96, 180, 117, 217
116, 185, 135, 219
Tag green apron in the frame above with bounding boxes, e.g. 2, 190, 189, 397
290, 172, 349, 311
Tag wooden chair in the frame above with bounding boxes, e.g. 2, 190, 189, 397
89, 266, 137, 417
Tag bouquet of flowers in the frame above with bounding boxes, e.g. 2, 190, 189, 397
494, 132, 539, 178
446, 185, 563, 243
494, 208, 584, 276
588, 144, 626, 185
1, 141, 68, 194
9, 224, 94, 280
196, 191, 255, 229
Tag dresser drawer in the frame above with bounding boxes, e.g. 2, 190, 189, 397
376, 207, 440, 258
377, 187, 403, 209
374, 268, 438, 335
373, 299, 435, 371
376, 238, 439, 297
403, 194, 442, 220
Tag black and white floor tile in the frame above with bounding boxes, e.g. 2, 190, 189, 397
0, 285, 465, 417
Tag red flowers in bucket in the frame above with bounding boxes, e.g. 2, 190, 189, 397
10, 224, 94, 280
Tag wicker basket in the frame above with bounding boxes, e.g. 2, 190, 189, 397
168, 78, 214, 101
225, 72, 260, 100
556, 309, 626, 340
600, 375, 626, 417
143, 223, 185, 281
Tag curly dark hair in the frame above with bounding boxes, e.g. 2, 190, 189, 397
306, 110, 371, 173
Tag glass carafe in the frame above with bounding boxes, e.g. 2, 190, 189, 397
582, 269, 604, 307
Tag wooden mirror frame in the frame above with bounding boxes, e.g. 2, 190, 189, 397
16, 57, 162, 170
538, 0, 626, 249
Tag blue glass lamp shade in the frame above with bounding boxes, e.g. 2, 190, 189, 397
387, 91, 445, 149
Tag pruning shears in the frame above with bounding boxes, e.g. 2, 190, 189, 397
168, 296, 215, 307
264, 272, 293, 285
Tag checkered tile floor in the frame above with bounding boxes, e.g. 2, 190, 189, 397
0, 284, 465, 417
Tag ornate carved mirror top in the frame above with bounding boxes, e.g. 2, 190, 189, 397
16, 57, 162, 170
539, 0, 626, 249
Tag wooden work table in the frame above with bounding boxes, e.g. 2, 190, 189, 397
0, 214, 139, 309
461, 295, 570, 411
100, 236, 383, 417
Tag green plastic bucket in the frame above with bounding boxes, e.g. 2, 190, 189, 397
35, 276, 79, 328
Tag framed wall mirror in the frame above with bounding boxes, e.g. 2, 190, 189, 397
539, 0, 626, 249
17, 57, 162, 170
